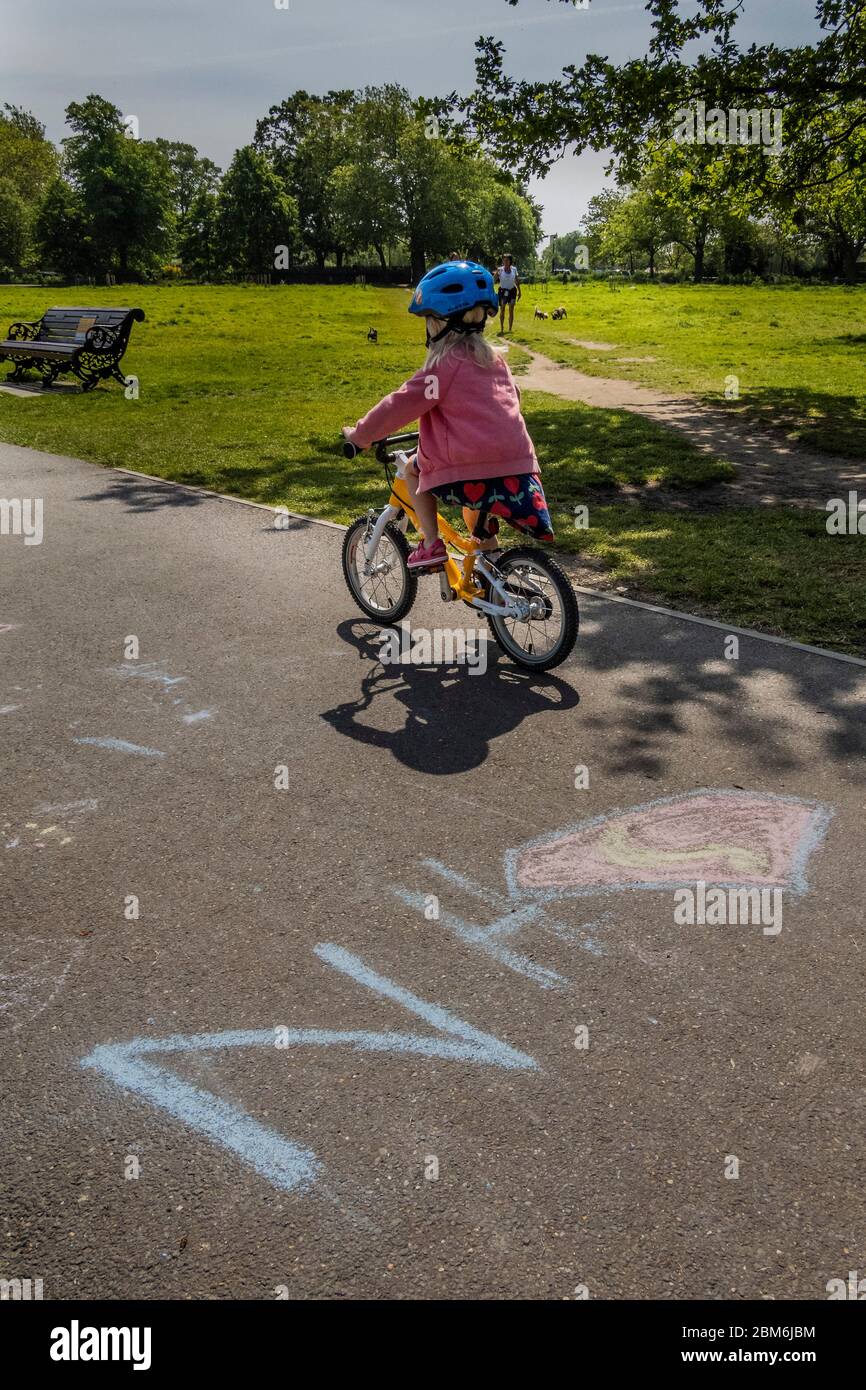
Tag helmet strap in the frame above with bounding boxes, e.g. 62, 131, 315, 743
427, 315, 484, 345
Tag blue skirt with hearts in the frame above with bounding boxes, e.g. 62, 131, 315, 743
429, 473, 555, 541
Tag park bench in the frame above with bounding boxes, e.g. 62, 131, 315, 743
0, 306, 145, 391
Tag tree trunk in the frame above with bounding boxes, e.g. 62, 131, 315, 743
648, 243, 655, 277
693, 234, 706, 283
839, 238, 863, 284
409, 232, 426, 284
335, 246, 344, 270
374, 243, 387, 271
315, 247, 326, 271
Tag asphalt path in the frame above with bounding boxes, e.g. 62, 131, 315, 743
2, 440, 865, 1300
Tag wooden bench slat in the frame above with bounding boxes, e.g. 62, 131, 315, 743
0, 341, 80, 354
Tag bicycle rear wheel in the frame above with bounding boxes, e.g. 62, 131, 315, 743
486, 547, 578, 671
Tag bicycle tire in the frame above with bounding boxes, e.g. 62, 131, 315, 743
342, 516, 418, 624
485, 546, 579, 671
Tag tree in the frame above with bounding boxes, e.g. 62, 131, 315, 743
177, 188, 220, 278
391, 100, 487, 279
33, 177, 97, 277
255, 91, 356, 268
475, 0, 866, 203
62, 94, 174, 278
254, 83, 539, 278
474, 0, 866, 280
797, 118, 866, 280
0, 105, 58, 204
0, 104, 60, 271
475, 176, 539, 266
638, 140, 748, 281
155, 139, 220, 220
216, 145, 298, 275
579, 190, 626, 267
0, 178, 28, 270
330, 87, 418, 269
330, 160, 402, 270
346, 85, 538, 278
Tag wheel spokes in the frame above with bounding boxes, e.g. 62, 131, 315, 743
498, 564, 564, 658
351, 533, 404, 613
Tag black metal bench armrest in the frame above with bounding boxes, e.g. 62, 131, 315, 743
84, 324, 120, 351
8, 320, 41, 342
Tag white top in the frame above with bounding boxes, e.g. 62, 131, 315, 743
497, 264, 518, 289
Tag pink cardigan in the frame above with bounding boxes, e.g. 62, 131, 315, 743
347, 349, 539, 492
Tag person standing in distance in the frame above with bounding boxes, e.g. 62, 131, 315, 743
494, 253, 521, 334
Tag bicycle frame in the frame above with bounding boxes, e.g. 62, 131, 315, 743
363, 451, 537, 619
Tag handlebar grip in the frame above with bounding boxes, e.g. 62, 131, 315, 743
342, 439, 360, 459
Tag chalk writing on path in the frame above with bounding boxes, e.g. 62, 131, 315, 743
395, 790, 833, 990
109, 662, 216, 727
3, 799, 98, 851
81, 943, 537, 1197
0, 937, 84, 1033
73, 737, 166, 758
80, 789, 833, 1202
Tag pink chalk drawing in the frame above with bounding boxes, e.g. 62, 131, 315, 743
393, 790, 834, 990
0, 623, 20, 635
507, 790, 833, 900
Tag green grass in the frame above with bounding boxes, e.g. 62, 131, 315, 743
0, 282, 863, 653
516, 281, 866, 458
530, 391, 866, 653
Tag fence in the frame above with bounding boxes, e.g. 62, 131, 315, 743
224, 266, 412, 287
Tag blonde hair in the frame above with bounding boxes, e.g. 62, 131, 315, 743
424, 306, 497, 371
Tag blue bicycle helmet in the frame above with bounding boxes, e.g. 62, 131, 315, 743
409, 261, 498, 331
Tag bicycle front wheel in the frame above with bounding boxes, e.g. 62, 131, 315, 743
342, 516, 418, 624
486, 547, 578, 671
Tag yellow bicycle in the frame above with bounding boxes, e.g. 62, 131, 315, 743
340, 431, 578, 671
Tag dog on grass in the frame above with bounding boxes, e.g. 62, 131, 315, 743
533, 306, 549, 320
367, 328, 378, 342
551, 306, 568, 320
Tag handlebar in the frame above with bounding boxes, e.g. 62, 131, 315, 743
341, 431, 419, 463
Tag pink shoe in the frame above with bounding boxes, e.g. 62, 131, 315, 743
407, 538, 447, 571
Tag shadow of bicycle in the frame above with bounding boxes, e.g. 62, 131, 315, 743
320, 618, 580, 775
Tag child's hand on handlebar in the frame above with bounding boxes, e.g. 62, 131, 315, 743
341, 426, 363, 459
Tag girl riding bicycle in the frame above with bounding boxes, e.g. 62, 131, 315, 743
342, 260, 555, 571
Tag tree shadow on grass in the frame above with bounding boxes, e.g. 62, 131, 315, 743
162, 439, 386, 517
726, 387, 866, 464
320, 618, 580, 775
525, 399, 733, 492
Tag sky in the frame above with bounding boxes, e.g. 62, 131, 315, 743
1, 0, 824, 238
